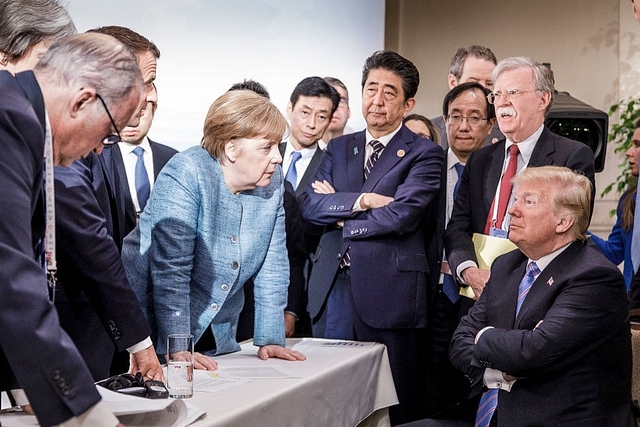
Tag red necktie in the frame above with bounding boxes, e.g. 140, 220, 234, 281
484, 144, 519, 234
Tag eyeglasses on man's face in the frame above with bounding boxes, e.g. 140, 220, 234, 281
486, 89, 539, 105
96, 94, 122, 146
446, 114, 488, 127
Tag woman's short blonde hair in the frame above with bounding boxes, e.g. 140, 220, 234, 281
202, 90, 288, 160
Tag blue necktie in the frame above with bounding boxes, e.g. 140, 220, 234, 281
475, 261, 540, 427
442, 162, 465, 303
285, 151, 302, 190
631, 189, 640, 273
133, 147, 150, 211
453, 162, 464, 199
516, 261, 540, 316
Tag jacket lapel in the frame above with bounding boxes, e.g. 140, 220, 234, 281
346, 131, 366, 191
515, 240, 582, 325
361, 127, 409, 192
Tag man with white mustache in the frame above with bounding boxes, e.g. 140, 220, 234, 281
444, 56, 595, 315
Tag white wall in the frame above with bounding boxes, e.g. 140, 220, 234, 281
66, 0, 385, 151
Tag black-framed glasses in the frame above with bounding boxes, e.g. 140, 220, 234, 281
486, 89, 539, 105
446, 114, 488, 127
96, 94, 121, 145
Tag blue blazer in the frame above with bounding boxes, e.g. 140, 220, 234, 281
299, 125, 443, 329
588, 190, 634, 290
122, 146, 288, 356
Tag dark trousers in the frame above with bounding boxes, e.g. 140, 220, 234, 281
352, 310, 430, 425
427, 287, 473, 415
311, 267, 355, 339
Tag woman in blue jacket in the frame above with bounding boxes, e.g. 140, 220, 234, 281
589, 119, 640, 290
123, 90, 305, 368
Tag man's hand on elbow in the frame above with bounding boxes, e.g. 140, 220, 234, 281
359, 192, 393, 210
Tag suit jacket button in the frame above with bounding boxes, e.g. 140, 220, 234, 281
221, 284, 229, 291
230, 236, 238, 244
231, 261, 239, 269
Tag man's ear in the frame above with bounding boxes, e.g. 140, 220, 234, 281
447, 74, 458, 90
403, 97, 416, 115
286, 101, 293, 120
69, 87, 97, 118
555, 216, 574, 234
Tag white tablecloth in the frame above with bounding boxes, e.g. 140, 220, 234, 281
188, 338, 398, 427
0, 338, 398, 427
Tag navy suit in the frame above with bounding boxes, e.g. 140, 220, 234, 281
444, 128, 595, 313
300, 125, 443, 424
450, 240, 635, 426
0, 70, 101, 426
111, 140, 178, 237
54, 150, 152, 380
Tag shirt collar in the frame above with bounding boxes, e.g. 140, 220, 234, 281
365, 123, 403, 147
447, 148, 463, 170
505, 124, 544, 163
119, 136, 151, 156
529, 241, 572, 272
283, 141, 317, 160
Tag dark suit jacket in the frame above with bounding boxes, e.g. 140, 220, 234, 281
450, 240, 634, 426
0, 70, 101, 426
444, 127, 595, 281
299, 125, 443, 329
111, 140, 178, 237
54, 150, 152, 380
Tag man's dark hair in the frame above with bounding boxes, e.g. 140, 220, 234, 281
289, 76, 340, 114
442, 81, 495, 119
88, 25, 160, 58
228, 79, 270, 99
361, 50, 419, 101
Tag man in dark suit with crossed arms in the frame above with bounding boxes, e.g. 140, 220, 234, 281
448, 166, 634, 427
444, 56, 595, 309
300, 50, 443, 425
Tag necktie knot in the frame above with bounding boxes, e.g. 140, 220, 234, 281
370, 139, 384, 153
285, 151, 302, 189
526, 261, 541, 278
516, 261, 540, 316
134, 146, 145, 158
508, 144, 520, 157
365, 140, 384, 179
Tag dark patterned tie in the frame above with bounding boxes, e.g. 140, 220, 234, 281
364, 140, 384, 180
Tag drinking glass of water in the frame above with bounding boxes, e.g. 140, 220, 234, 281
166, 334, 194, 398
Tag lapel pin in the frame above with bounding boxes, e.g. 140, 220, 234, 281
354, 147, 358, 155
547, 277, 554, 286
397, 149, 405, 158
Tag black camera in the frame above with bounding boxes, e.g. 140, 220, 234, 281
96, 372, 169, 399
